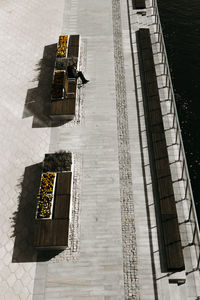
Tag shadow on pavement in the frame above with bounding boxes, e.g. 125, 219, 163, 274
11, 163, 63, 262
23, 43, 67, 128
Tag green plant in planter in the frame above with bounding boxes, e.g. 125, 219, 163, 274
43, 151, 72, 172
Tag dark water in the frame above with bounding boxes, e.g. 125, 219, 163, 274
157, 0, 200, 220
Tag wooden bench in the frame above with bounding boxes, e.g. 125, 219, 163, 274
51, 70, 65, 100
137, 28, 185, 272
34, 153, 73, 250
50, 98, 75, 120
67, 35, 80, 63
34, 219, 69, 249
34, 172, 72, 249
132, 0, 146, 9
50, 35, 80, 120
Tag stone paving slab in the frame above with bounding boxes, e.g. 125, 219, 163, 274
127, 0, 200, 299
1, 0, 200, 299
33, 0, 126, 298
0, 0, 65, 299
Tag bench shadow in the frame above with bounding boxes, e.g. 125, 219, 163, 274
23, 43, 67, 128
135, 31, 169, 274
11, 163, 63, 262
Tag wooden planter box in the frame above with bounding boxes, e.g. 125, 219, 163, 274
50, 35, 80, 121
34, 153, 73, 250
56, 35, 68, 58
36, 172, 57, 219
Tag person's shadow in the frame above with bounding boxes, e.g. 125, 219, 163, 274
23, 44, 67, 128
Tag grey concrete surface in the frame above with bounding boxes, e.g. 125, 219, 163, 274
0, 0, 65, 299
1, 0, 200, 299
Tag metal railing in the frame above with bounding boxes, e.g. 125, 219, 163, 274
150, 0, 200, 270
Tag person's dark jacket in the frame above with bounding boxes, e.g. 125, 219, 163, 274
67, 65, 78, 78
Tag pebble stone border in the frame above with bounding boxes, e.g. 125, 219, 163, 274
112, 0, 139, 299
49, 153, 81, 262
64, 39, 87, 127
48, 40, 86, 261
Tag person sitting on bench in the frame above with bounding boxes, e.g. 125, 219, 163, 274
67, 63, 89, 84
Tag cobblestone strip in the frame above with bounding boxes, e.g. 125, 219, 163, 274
112, 0, 139, 299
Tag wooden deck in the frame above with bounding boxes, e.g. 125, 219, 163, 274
137, 28, 185, 271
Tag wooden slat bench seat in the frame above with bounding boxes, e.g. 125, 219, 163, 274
53, 172, 72, 220
50, 35, 80, 120
50, 78, 77, 120
50, 99, 75, 119
137, 28, 185, 272
132, 0, 146, 9
56, 172, 72, 195
67, 79, 77, 96
54, 195, 71, 220
34, 170, 72, 250
51, 71, 65, 100
155, 158, 171, 178
153, 140, 169, 160
67, 35, 80, 60
160, 197, 177, 218
35, 219, 69, 249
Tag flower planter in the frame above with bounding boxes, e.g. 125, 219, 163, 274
34, 152, 73, 249
36, 172, 57, 219
56, 35, 68, 58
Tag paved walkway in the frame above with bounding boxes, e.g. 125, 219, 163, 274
0, 0, 200, 299
0, 0, 65, 299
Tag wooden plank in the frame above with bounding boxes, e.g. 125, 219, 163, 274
150, 122, 164, 133
139, 36, 151, 50
142, 59, 154, 71
52, 220, 69, 246
148, 95, 161, 111
153, 140, 168, 160
62, 99, 76, 115
155, 157, 171, 179
137, 28, 185, 271
64, 77, 68, 93
50, 99, 75, 116
134, 0, 146, 10
165, 242, 185, 271
148, 109, 163, 126
54, 194, 71, 219
67, 35, 80, 58
160, 197, 177, 219
67, 80, 77, 94
146, 81, 159, 97
141, 48, 154, 61
34, 219, 69, 247
144, 70, 157, 84
157, 176, 174, 199
151, 132, 166, 143
162, 218, 181, 245
56, 172, 72, 195
138, 28, 151, 42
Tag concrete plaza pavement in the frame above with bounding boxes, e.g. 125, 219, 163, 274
0, 0, 200, 299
